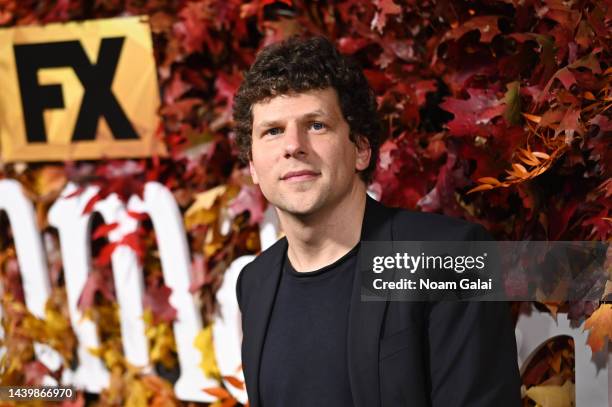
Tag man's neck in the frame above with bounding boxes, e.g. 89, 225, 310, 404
277, 184, 367, 272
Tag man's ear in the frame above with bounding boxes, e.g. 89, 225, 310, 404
249, 160, 260, 184
354, 136, 371, 171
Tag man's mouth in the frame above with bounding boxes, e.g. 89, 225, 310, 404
281, 170, 321, 182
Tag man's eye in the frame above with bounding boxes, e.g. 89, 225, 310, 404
310, 122, 326, 131
264, 127, 282, 137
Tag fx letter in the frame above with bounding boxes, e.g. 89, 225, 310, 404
13, 38, 138, 142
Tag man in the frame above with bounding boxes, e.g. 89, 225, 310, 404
233, 36, 521, 407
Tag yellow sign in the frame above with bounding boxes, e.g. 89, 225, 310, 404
0, 16, 166, 162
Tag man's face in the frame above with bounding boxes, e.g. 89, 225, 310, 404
249, 88, 370, 217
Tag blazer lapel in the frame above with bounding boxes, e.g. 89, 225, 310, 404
242, 238, 287, 407
347, 196, 395, 407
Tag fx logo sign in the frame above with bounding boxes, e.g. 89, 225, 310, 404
0, 16, 166, 162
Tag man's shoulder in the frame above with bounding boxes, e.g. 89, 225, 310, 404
238, 236, 287, 286
236, 236, 287, 312
385, 204, 490, 241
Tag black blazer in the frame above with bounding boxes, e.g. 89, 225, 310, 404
236, 196, 521, 407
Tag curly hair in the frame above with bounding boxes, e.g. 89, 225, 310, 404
232, 36, 381, 184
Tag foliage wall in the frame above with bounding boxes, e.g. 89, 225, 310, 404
0, 0, 610, 405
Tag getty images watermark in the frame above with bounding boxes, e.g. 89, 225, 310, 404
359, 241, 610, 302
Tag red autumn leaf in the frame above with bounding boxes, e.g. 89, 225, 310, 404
120, 231, 145, 264
174, 2, 223, 56
362, 69, 391, 93
82, 193, 102, 214
93, 241, 119, 268
590, 114, 612, 132
442, 16, 501, 43
64, 186, 85, 199
554, 68, 576, 90
228, 184, 267, 225
143, 280, 178, 324
127, 211, 149, 222
213, 70, 244, 129
417, 147, 470, 217
92, 222, 119, 240
337, 36, 371, 54
261, 0, 292, 6
371, 0, 401, 33
582, 208, 612, 241
164, 71, 192, 105
440, 88, 506, 137
414, 80, 437, 107
556, 107, 585, 138
23, 360, 51, 385
189, 254, 212, 293
77, 268, 116, 312
547, 200, 578, 240
522, 355, 552, 386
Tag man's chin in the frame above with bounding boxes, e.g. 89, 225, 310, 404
274, 200, 322, 218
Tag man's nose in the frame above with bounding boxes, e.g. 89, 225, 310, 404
283, 123, 307, 158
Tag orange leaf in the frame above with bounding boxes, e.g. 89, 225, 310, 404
467, 184, 495, 194
518, 149, 540, 166
512, 163, 528, 175
532, 151, 550, 159
203, 386, 231, 399
584, 304, 612, 353
533, 166, 549, 176
522, 113, 542, 123
223, 375, 245, 390
477, 177, 501, 186
221, 398, 238, 407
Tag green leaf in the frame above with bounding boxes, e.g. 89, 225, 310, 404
503, 81, 521, 125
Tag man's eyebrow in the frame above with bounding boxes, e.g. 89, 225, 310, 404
301, 109, 328, 119
255, 120, 283, 129
254, 110, 329, 130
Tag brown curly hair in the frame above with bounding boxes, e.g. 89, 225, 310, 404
232, 36, 381, 184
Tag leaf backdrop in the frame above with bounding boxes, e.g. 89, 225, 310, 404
0, 0, 610, 406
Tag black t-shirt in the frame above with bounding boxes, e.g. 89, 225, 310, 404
259, 245, 358, 407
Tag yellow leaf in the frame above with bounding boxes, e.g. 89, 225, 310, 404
33, 165, 67, 198
186, 186, 227, 216
525, 380, 575, 407
185, 185, 227, 229
126, 377, 150, 407
103, 347, 125, 369
144, 308, 177, 369
195, 325, 221, 380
